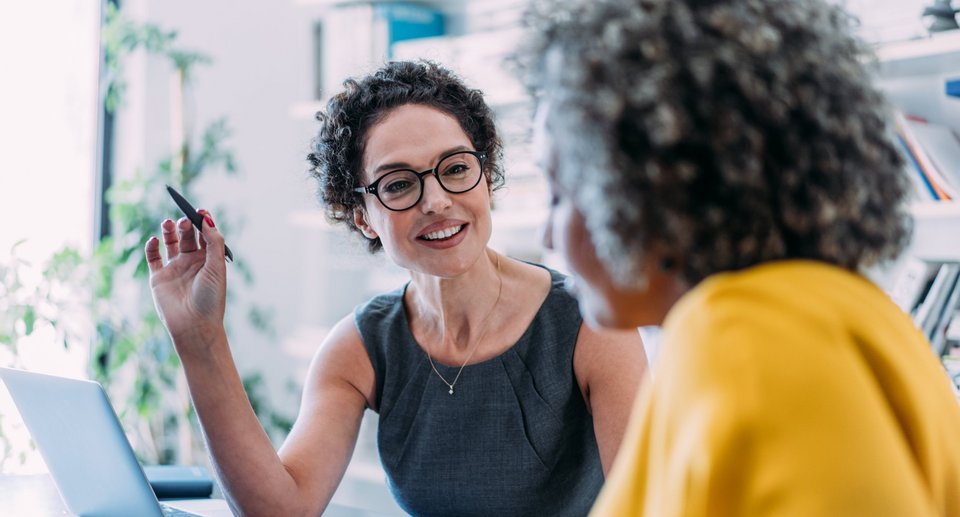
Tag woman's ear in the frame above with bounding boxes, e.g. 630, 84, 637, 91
353, 207, 379, 239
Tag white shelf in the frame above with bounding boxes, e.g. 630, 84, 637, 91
876, 31, 960, 77
909, 202, 960, 262
390, 27, 529, 108
875, 35, 960, 265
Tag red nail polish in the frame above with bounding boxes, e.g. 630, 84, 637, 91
204, 215, 216, 228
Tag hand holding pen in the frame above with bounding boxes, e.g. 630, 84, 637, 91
144, 186, 232, 346
165, 185, 234, 262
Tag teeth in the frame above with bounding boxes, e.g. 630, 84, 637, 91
422, 225, 463, 241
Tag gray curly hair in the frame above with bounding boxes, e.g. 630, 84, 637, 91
516, 0, 912, 287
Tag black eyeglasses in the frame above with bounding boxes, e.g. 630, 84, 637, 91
354, 150, 487, 211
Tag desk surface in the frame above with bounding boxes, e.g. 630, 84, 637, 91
0, 474, 401, 516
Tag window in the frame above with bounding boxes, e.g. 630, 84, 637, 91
0, 0, 101, 473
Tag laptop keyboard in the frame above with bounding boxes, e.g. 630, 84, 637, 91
160, 503, 204, 517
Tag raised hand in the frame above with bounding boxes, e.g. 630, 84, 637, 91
144, 210, 228, 349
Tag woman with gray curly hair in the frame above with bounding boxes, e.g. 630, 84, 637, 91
518, 0, 960, 514
145, 60, 645, 516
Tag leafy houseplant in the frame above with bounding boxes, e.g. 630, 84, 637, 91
1, 5, 293, 469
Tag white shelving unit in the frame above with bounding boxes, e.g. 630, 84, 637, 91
873, 33, 960, 264
874, 34, 960, 396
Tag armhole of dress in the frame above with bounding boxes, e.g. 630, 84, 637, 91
354, 301, 385, 412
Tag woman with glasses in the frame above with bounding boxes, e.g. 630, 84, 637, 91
144, 60, 646, 516
518, 0, 960, 515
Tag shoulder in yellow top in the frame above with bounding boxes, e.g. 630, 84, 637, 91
592, 260, 960, 517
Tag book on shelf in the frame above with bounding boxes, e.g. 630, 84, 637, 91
913, 263, 960, 342
947, 309, 960, 343
942, 358, 960, 401
895, 135, 938, 202
940, 335, 960, 400
931, 273, 960, 356
902, 115, 960, 192
894, 111, 960, 201
888, 257, 941, 313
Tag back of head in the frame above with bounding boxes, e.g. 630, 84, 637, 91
517, 0, 912, 287
308, 60, 504, 252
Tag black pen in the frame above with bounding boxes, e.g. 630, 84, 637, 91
165, 185, 234, 262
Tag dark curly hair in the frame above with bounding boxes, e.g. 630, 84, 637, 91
307, 60, 505, 252
515, 0, 912, 287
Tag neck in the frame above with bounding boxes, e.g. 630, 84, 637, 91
407, 248, 504, 353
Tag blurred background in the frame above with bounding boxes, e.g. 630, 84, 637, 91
0, 0, 951, 513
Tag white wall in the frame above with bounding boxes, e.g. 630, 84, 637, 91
119, 0, 330, 417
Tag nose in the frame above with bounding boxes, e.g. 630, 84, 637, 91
419, 174, 452, 214
541, 209, 555, 251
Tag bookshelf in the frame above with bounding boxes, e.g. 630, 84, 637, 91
875, 33, 960, 398
875, 30, 960, 78
873, 34, 960, 260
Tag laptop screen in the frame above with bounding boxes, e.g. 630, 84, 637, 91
0, 367, 164, 517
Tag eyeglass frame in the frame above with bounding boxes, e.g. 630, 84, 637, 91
353, 150, 488, 212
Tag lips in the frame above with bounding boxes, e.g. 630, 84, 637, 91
417, 220, 468, 241
420, 224, 464, 241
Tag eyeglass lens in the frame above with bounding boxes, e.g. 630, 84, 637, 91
377, 152, 483, 210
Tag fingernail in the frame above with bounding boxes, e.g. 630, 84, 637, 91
197, 209, 216, 228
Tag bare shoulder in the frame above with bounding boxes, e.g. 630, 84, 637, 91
569, 323, 647, 473
303, 313, 377, 410
574, 324, 647, 370
573, 323, 648, 407
506, 258, 554, 303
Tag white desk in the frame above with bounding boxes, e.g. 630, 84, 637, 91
0, 474, 402, 516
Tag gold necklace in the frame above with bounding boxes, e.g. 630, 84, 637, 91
425, 252, 503, 395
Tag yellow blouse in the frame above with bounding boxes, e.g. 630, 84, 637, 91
592, 261, 960, 517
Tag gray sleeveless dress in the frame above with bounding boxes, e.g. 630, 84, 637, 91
354, 266, 603, 517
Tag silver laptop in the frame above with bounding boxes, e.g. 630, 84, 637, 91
0, 367, 218, 517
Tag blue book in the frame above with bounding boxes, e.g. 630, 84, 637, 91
946, 79, 960, 98
895, 134, 939, 200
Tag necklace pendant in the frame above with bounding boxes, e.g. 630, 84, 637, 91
448, 388, 454, 395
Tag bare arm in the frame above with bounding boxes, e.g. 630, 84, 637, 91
573, 324, 648, 474
145, 216, 373, 516
277, 316, 376, 515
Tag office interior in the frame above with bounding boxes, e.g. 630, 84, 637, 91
1, 0, 959, 514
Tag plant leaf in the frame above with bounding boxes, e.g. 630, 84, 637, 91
23, 307, 35, 336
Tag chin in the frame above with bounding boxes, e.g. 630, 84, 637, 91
575, 282, 669, 330
574, 286, 633, 330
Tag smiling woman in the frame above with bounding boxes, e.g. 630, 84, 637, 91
144, 59, 649, 516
